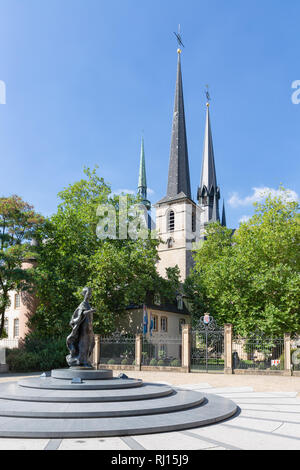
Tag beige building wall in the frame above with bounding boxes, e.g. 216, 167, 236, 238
117, 307, 190, 360
1, 259, 37, 347
155, 198, 202, 281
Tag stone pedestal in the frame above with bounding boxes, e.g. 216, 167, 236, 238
181, 324, 191, 372
224, 324, 233, 374
284, 333, 292, 376
135, 334, 142, 371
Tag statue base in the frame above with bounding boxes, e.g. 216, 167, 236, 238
51, 368, 113, 380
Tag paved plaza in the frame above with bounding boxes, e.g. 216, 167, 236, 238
0, 370, 300, 450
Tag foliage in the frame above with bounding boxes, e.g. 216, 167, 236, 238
0, 195, 44, 337
6, 333, 67, 372
170, 359, 181, 367
31, 168, 180, 337
149, 358, 157, 366
185, 189, 300, 335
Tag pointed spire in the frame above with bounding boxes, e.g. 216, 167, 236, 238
137, 136, 151, 210
199, 103, 218, 193
221, 200, 227, 227
211, 191, 220, 223
138, 136, 147, 196
166, 51, 191, 200
198, 100, 220, 222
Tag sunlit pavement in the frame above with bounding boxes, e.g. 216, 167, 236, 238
0, 371, 300, 450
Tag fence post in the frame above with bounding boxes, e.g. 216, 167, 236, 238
182, 324, 191, 372
93, 334, 100, 369
284, 333, 292, 375
135, 334, 142, 371
224, 324, 233, 374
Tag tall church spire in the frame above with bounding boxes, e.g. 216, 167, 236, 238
166, 51, 191, 200
221, 200, 227, 227
137, 136, 150, 210
198, 101, 220, 223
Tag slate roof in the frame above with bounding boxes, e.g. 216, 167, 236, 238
166, 53, 191, 201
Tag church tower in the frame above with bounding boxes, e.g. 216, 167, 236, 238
197, 100, 226, 234
155, 49, 201, 282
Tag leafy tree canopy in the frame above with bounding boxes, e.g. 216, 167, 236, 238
185, 188, 300, 336
31, 168, 180, 337
0, 195, 44, 337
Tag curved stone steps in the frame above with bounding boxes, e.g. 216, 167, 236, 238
18, 377, 143, 391
0, 390, 205, 418
0, 381, 173, 403
0, 394, 237, 438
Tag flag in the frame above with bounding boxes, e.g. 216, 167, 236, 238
143, 304, 148, 335
150, 314, 154, 337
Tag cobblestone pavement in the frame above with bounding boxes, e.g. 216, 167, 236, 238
0, 370, 300, 450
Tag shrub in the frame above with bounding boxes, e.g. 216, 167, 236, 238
121, 358, 128, 365
258, 362, 266, 370
6, 335, 67, 372
157, 360, 165, 366
170, 359, 181, 367
107, 359, 116, 365
149, 358, 158, 366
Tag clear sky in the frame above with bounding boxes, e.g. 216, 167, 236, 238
0, 0, 299, 229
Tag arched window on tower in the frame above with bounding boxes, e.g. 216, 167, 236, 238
168, 210, 175, 232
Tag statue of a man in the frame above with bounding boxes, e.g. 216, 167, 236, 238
66, 287, 95, 368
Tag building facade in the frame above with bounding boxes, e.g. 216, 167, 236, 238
1, 258, 37, 348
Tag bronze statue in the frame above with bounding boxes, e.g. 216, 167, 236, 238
66, 287, 95, 368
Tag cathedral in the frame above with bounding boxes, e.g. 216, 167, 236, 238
118, 46, 227, 342
138, 47, 226, 283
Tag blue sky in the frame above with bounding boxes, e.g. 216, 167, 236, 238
0, 0, 299, 229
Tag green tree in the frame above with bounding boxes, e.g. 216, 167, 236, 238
0, 195, 44, 338
185, 189, 300, 335
31, 168, 179, 337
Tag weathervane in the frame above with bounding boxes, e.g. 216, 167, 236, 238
173, 24, 184, 53
205, 84, 211, 106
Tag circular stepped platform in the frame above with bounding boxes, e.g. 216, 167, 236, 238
51, 368, 113, 380
18, 377, 143, 390
0, 369, 237, 438
0, 381, 172, 402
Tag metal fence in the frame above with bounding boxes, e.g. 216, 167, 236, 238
0, 339, 19, 350
142, 334, 182, 367
291, 341, 300, 371
232, 335, 284, 370
191, 317, 224, 373
99, 332, 136, 366
191, 330, 224, 372
0, 348, 5, 365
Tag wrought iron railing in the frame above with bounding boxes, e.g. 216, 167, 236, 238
191, 316, 224, 372
232, 334, 284, 370
100, 332, 136, 366
142, 334, 182, 367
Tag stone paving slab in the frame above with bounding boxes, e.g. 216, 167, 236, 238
58, 437, 131, 450
132, 431, 218, 450
186, 422, 300, 450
